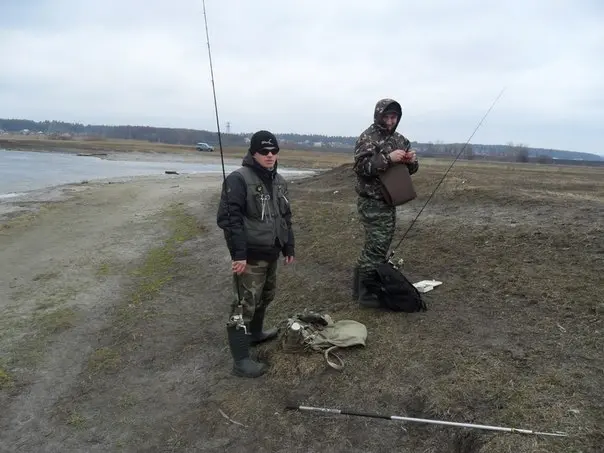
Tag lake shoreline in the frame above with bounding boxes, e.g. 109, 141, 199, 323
0, 174, 193, 224
0, 146, 243, 165
0, 148, 319, 213
0, 160, 317, 225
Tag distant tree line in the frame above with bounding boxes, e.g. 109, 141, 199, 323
0, 118, 601, 162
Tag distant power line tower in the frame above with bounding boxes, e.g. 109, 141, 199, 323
226, 122, 231, 134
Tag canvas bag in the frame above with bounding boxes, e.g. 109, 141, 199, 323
280, 311, 368, 370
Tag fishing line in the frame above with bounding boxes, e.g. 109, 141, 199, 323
202, 0, 243, 303
389, 87, 507, 259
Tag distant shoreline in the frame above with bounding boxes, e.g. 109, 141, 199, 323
0, 136, 351, 170
0, 161, 316, 226
2, 134, 603, 169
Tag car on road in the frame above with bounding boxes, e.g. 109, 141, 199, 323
195, 142, 214, 152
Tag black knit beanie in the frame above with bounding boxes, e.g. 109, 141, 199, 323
249, 130, 279, 154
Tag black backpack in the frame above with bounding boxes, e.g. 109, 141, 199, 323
364, 261, 427, 313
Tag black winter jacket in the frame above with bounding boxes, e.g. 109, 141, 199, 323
216, 152, 295, 262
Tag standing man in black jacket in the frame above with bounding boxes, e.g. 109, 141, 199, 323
216, 130, 295, 378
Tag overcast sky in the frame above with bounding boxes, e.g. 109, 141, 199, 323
1, 0, 602, 155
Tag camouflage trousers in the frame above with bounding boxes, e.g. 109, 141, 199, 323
356, 196, 396, 275
228, 259, 278, 325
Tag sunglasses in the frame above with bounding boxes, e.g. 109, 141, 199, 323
256, 147, 279, 156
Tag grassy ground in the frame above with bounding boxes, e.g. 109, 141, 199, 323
0, 155, 602, 452
212, 160, 603, 453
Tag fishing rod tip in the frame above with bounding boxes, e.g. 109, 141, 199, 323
534, 431, 569, 437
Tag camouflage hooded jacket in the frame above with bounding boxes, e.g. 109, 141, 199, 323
353, 98, 419, 200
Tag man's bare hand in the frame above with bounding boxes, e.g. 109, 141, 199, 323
232, 260, 247, 275
402, 150, 417, 163
284, 256, 295, 265
388, 149, 407, 163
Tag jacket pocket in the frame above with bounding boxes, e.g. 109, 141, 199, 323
244, 218, 275, 247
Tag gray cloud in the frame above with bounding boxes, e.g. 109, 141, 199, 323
0, 0, 602, 154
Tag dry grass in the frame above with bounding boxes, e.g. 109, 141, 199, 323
5, 157, 601, 452
219, 160, 603, 452
5, 307, 78, 369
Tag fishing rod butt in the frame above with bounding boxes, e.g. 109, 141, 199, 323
284, 400, 300, 411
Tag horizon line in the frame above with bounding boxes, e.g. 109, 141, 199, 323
0, 117, 602, 157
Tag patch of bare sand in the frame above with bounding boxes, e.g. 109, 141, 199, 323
0, 173, 224, 451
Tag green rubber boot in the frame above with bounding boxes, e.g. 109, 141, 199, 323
249, 308, 278, 345
226, 325, 268, 378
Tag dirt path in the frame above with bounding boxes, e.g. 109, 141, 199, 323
0, 174, 226, 452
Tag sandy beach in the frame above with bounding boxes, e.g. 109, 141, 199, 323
0, 169, 229, 446
0, 149, 319, 452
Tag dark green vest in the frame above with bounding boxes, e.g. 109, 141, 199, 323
234, 166, 290, 251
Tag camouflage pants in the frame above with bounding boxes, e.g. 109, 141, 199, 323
229, 259, 278, 324
356, 196, 396, 275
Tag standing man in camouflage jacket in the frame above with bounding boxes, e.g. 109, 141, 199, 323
217, 130, 295, 378
353, 98, 419, 307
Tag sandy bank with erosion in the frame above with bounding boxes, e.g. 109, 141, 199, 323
0, 149, 316, 222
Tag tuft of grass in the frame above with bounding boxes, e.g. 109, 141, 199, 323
96, 262, 112, 277
35, 286, 78, 310
35, 307, 77, 336
87, 347, 121, 375
66, 411, 87, 428
0, 367, 13, 389
0, 211, 38, 233
128, 245, 175, 306
118, 392, 138, 409
166, 202, 208, 242
32, 271, 60, 281
0, 203, 63, 234
8, 307, 77, 368
126, 203, 206, 307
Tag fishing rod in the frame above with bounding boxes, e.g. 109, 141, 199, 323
389, 87, 507, 260
202, 0, 226, 182
285, 403, 568, 437
202, 0, 245, 316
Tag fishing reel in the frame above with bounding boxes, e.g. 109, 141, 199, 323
229, 311, 248, 334
387, 251, 404, 270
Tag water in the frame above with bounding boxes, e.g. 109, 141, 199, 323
0, 149, 311, 197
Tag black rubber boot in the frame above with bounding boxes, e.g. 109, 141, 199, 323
249, 308, 278, 345
227, 325, 268, 378
358, 270, 381, 308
